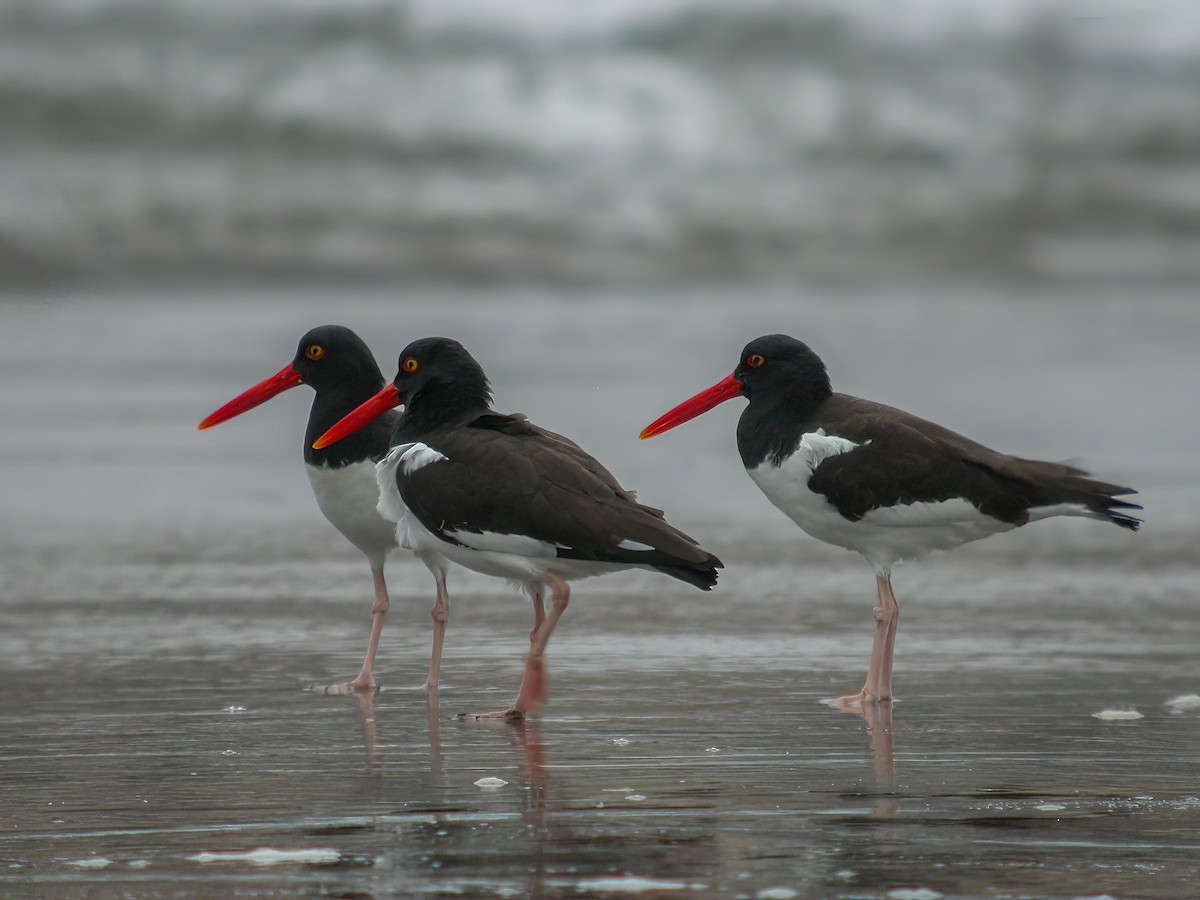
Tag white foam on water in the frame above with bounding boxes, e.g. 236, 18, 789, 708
574, 877, 697, 893
1091, 709, 1144, 721
757, 889, 799, 900
1165, 693, 1200, 713
474, 777, 509, 789
187, 848, 341, 866
887, 890, 943, 900
66, 858, 113, 869
1035, 804, 1066, 812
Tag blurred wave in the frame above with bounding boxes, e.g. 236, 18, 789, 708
3, 0, 1200, 285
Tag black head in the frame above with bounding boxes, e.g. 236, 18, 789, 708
393, 337, 493, 431
732, 334, 832, 404
291, 325, 385, 394
641, 333, 831, 442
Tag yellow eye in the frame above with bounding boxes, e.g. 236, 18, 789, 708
746, 353, 765, 368
401, 357, 419, 373
305, 345, 325, 361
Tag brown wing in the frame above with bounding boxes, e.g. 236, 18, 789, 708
397, 413, 722, 585
808, 394, 1140, 528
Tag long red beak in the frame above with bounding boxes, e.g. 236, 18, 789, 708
640, 373, 743, 440
198, 364, 304, 430
312, 384, 401, 450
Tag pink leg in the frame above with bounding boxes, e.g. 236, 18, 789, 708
462, 576, 569, 722
826, 572, 899, 710
423, 573, 450, 692
318, 566, 389, 695
869, 573, 900, 701
529, 589, 545, 650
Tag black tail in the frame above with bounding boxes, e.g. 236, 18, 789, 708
1055, 472, 1142, 531
652, 555, 723, 591
1099, 488, 1143, 531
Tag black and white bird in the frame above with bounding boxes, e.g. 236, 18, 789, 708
314, 336, 722, 720
640, 333, 1141, 708
199, 325, 450, 694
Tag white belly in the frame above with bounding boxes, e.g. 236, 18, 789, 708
747, 430, 1015, 573
305, 461, 398, 568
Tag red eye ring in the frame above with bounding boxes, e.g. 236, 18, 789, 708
746, 353, 765, 368
305, 345, 325, 361
401, 358, 419, 373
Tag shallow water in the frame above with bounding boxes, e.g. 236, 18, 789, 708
2, 284, 1198, 897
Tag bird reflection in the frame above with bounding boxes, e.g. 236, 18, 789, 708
349, 688, 382, 781
343, 686, 446, 782
510, 721, 557, 900
511, 722, 552, 822
825, 698, 898, 817
427, 687, 444, 776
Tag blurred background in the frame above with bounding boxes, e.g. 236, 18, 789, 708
4, 0, 1200, 287
3, 9, 1198, 894
2, 0, 1198, 544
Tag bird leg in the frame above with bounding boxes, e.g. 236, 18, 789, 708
462, 575, 569, 722
827, 572, 899, 710
317, 566, 389, 695
529, 589, 545, 650
422, 573, 451, 692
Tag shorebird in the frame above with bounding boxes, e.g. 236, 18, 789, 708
200, 325, 446, 694
315, 336, 722, 719
641, 333, 1141, 707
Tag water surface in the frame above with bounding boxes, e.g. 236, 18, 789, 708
2, 284, 1197, 897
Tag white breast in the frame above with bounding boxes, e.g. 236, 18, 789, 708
746, 429, 1014, 573
305, 461, 398, 568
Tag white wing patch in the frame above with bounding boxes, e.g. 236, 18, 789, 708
793, 428, 863, 468
374, 444, 412, 525
374, 442, 451, 551
617, 539, 656, 552
399, 442, 448, 474
445, 529, 556, 559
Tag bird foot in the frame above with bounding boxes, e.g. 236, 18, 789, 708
821, 691, 893, 713
457, 706, 525, 723
310, 678, 379, 696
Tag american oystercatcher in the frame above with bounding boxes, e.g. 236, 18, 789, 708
313, 336, 722, 720
199, 325, 448, 694
640, 333, 1141, 708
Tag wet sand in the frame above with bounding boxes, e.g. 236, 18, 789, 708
3, 526, 1198, 898
2, 285, 1198, 897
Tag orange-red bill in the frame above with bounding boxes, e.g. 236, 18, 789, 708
312, 383, 401, 450
639, 373, 743, 440
198, 364, 303, 430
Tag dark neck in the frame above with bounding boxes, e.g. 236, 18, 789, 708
304, 381, 398, 468
736, 382, 832, 470
394, 379, 491, 442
